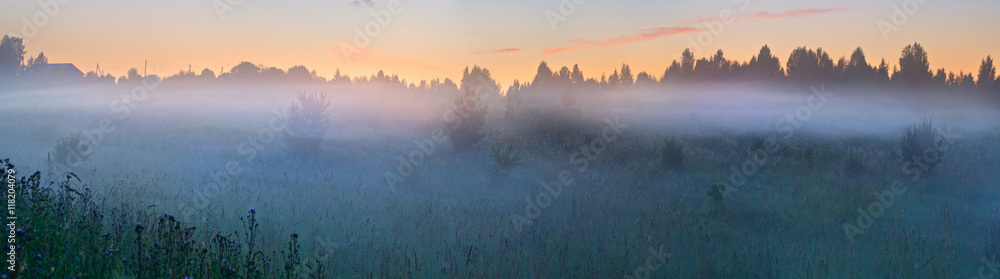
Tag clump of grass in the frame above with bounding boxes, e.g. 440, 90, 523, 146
660, 136, 684, 172
283, 91, 331, 158
283, 233, 301, 279
0, 159, 313, 278
901, 119, 943, 174
489, 143, 522, 172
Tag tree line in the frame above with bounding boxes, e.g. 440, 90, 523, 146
1, 34, 997, 94
526, 43, 996, 91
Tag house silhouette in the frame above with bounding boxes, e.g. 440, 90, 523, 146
23, 63, 84, 82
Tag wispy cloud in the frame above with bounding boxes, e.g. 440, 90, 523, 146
744, 7, 849, 21
541, 27, 705, 55
676, 7, 849, 26
473, 48, 521, 55
541, 7, 849, 55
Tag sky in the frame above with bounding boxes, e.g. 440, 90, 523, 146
1, 0, 998, 85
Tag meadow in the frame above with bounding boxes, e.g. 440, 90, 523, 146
1, 81, 999, 278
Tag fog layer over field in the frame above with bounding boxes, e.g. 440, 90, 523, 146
2, 82, 999, 277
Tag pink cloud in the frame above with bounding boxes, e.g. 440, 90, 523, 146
677, 7, 849, 26
541, 27, 705, 55
473, 48, 521, 55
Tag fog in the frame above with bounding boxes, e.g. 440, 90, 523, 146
2, 81, 999, 277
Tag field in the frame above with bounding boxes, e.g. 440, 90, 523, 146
2, 82, 999, 278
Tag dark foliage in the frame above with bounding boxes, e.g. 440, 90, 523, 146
283, 92, 331, 158
661, 136, 685, 172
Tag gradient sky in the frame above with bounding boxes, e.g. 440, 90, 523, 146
1, 0, 997, 85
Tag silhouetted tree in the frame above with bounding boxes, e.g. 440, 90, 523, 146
876, 59, 891, 83
608, 69, 620, 88
933, 68, 947, 87
127, 68, 141, 82
231, 61, 261, 79
286, 65, 311, 82
200, 68, 216, 79
661, 60, 680, 83
283, 92, 331, 158
748, 45, 783, 80
532, 61, 553, 86
816, 47, 835, 80
448, 88, 488, 150
0, 35, 25, 80
460, 65, 499, 97
619, 64, 633, 87
894, 42, 932, 84
709, 50, 731, 78
635, 71, 657, 87
978, 56, 995, 89
555, 66, 571, 83
845, 47, 875, 83
680, 48, 695, 75
261, 67, 285, 81
26, 52, 48, 68
570, 64, 584, 84
693, 58, 711, 79
786, 47, 821, 82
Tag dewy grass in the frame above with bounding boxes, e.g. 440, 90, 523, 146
1, 123, 998, 278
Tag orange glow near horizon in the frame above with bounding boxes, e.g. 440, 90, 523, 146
2, 1, 997, 85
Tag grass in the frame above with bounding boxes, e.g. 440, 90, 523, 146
2, 113, 999, 278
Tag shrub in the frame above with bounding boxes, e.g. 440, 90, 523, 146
661, 136, 684, 171
448, 88, 488, 150
803, 147, 818, 169
283, 92, 331, 158
707, 180, 726, 201
50, 133, 92, 174
901, 119, 943, 174
489, 143, 522, 172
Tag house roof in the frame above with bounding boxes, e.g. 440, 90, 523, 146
25, 63, 84, 77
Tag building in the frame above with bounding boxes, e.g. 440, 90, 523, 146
23, 63, 84, 83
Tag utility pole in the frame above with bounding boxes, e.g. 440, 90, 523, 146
144, 60, 147, 77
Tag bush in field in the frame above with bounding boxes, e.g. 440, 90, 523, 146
661, 136, 684, 172
489, 143, 522, 172
283, 92, 331, 158
49, 133, 92, 174
901, 119, 943, 174
448, 88, 488, 150
707, 180, 727, 201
